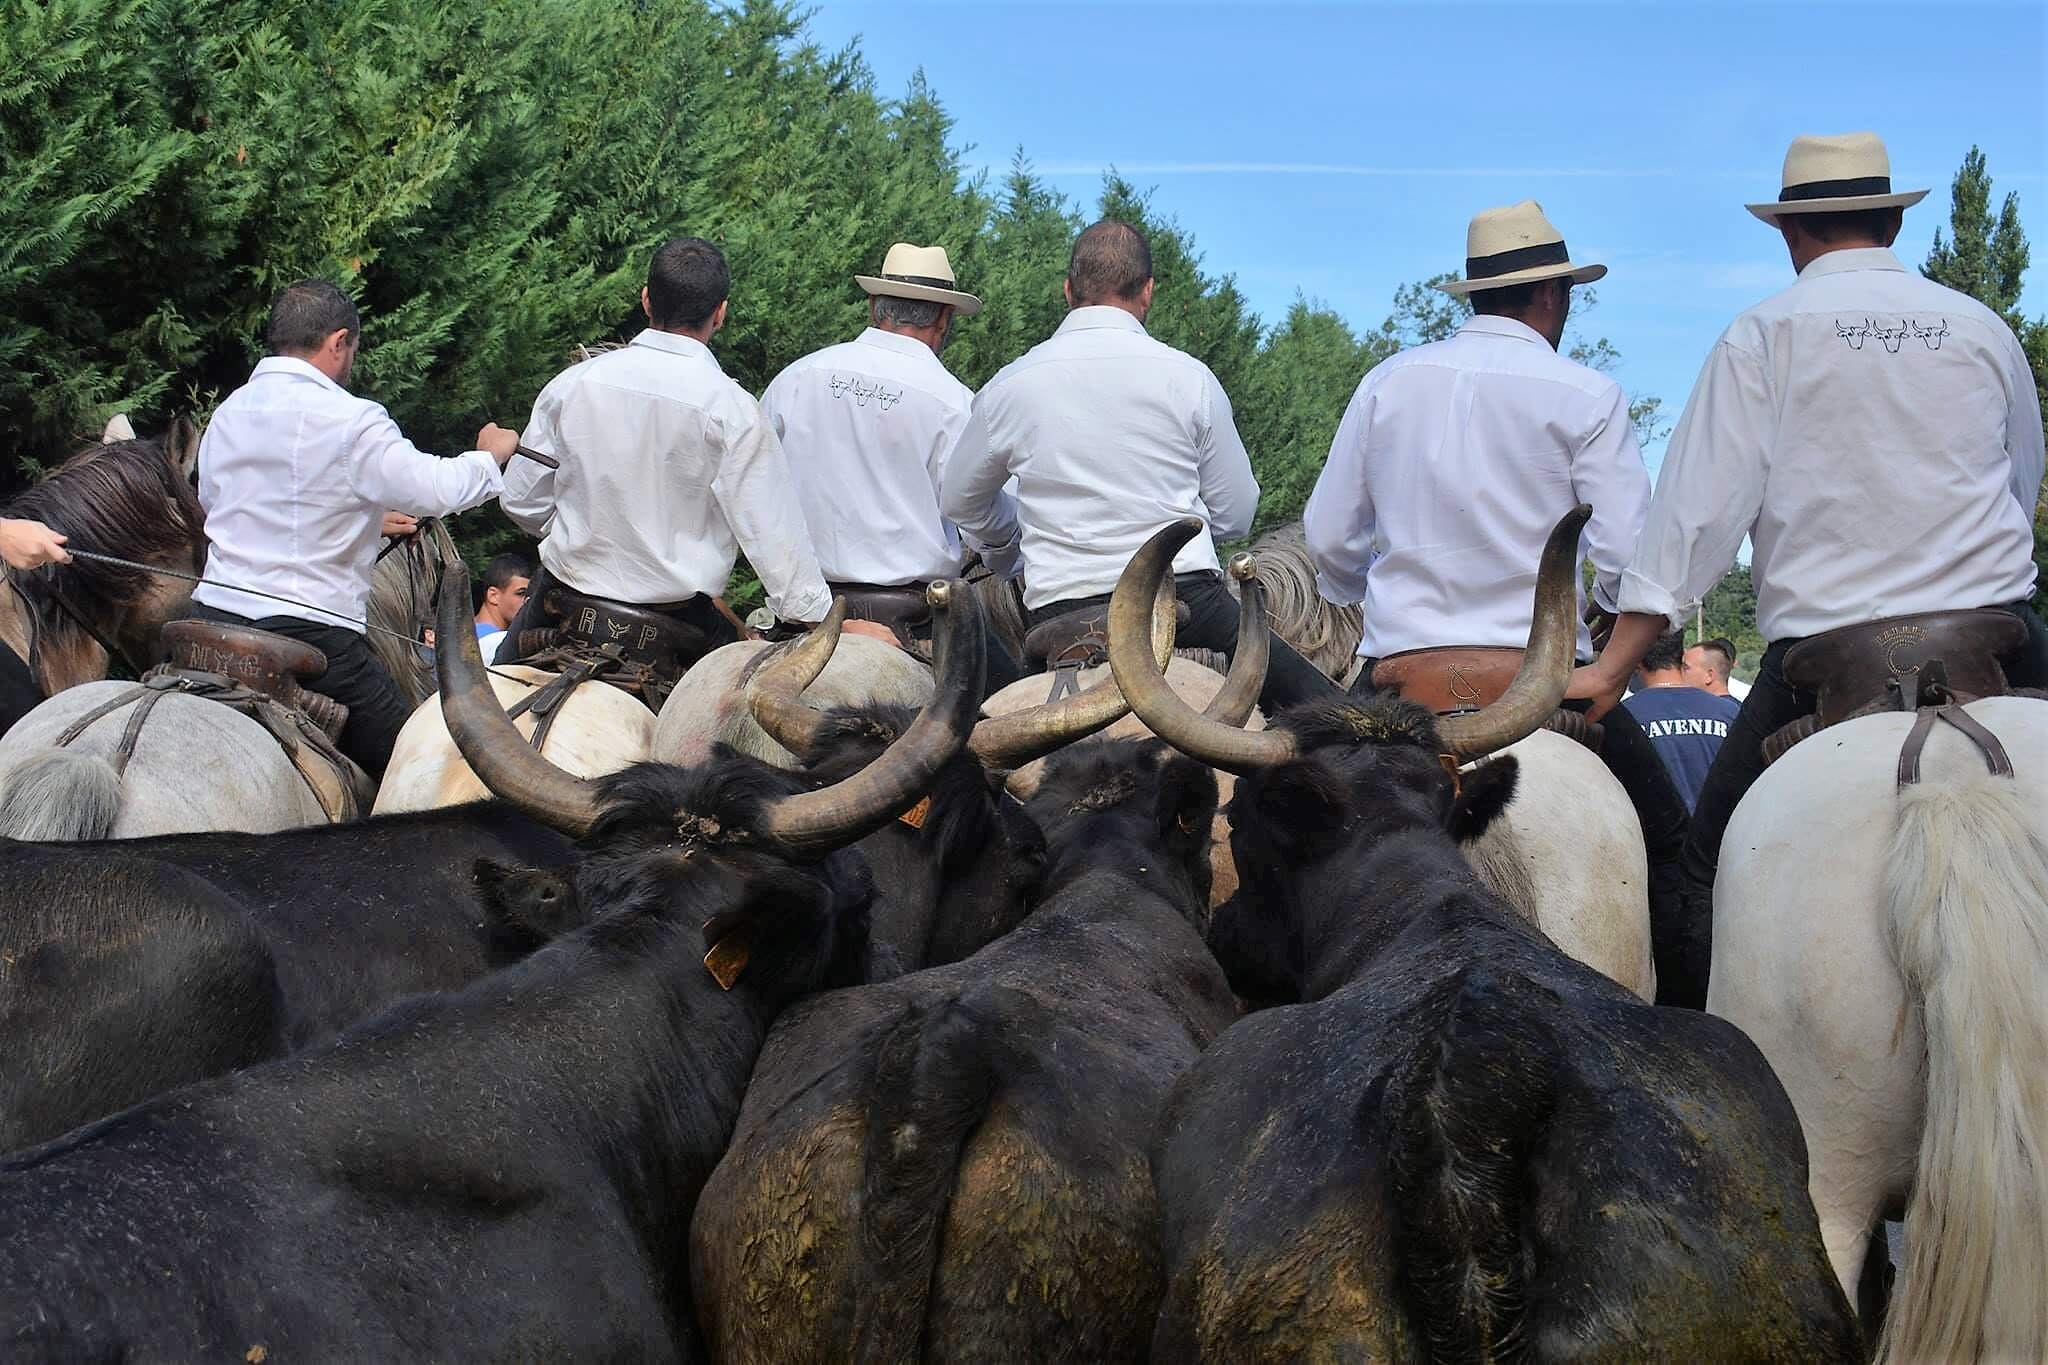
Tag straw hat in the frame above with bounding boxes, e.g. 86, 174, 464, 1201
1746, 132, 1927, 223
1435, 201, 1606, 296
855, 243, 982, 316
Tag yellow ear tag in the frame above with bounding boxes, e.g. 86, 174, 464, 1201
703, 935, 750, 991
898, 796, 932, 830
1438, 753, 1463, 798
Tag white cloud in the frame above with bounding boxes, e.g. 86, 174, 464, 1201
999, 160, 1702, 179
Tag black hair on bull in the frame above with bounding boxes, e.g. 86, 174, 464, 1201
1380, 964, 1561, 1361
795, 705, 1047, 972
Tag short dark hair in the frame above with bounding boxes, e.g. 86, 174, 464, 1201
266, 279, 360, 355
1699, 637, 1738, 676
1641, 629, 1686, 674
646, 237, 729, 330
482, 552, 533, 593
1067, 219, 1152, 306
1779, 207, 1901, 245
1468, 275, 1567, 318
873, 294, 948, 330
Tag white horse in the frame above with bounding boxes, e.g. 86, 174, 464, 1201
1709, 696, 2048, 1364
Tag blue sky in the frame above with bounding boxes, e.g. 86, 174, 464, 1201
800, 0, 2046, 468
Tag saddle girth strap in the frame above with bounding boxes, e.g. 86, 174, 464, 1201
49, 682, 169, 778
503, 656, 611, 751
1897, 703, 2015, 788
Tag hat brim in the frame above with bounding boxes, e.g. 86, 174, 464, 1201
1745, 187, 1927, 223
855, 275, 983, 316
1435, 260, 1606, 296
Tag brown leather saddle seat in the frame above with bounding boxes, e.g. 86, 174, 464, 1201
1024, 600, 1193, 671
1764, 608, 2030, 766
831, 583, 934, 654
160, 619, 347, 740
1371, 645, 1600, 752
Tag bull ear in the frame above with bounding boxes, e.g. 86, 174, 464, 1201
1152, 750, 1220, 860
473, 858, 583, 946
700, 861, 872, 997
1449, 755, 1519, 842
1243, 757, 1350, 861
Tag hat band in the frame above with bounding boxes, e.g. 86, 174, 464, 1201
1464, 240, 1569, 282
1779, 175, 1892, 203
882, 272, 960, 290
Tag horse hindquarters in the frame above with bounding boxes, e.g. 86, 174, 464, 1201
1711, 699, 2048, 1362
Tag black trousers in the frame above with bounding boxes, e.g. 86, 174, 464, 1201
1349, 657, 1695, 1003
1030, 570, 1338, 716
497, 567, 739, 667
832, 581, 1026, 700
183, 603, 410, 779
1674, 599, 2048, 999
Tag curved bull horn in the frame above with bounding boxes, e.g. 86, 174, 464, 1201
434, 563, 603, 837
1434, 503, 1589, 761
1107, 520, 1299, 776
1201, 552, 1268, 726
965, 570, 1178, 770
744, 598, 849, 758
761, 579, 985, 857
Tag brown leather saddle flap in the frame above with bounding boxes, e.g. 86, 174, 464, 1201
1784, 609, 2025, 725
543, 589, 709, 673
1024, 600, 1192, 669
1371, 647, 1525, 714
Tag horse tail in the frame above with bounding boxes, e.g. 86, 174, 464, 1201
1387, 965, 1558, 1361
851, 993, 999, 1364
1877, 770, 2048, 1364
0, 748, 122, 841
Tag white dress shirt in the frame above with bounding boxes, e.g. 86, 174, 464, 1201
193, 357, 502, 631
1620, 248, 2044, 641
502, 329, 832, 622
940, 305, 1258, 610
759, 327, 972, 586
1304, 315, 1651, 659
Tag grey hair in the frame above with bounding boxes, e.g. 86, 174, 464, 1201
873, 294, 948, 329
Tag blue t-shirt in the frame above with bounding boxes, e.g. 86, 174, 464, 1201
1621, 685, 1742, 813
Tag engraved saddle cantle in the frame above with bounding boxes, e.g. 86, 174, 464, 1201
1763, 609, 2031, 770
1371, 645, 1601, 752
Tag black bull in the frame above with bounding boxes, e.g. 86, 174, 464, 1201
1152, 698, 1861, 1360
0, 762, 875, 1361
0, 803, 579, 1151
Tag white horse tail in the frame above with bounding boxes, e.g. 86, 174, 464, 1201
1878, 770, 2048, 1364
0, 748, 123, 841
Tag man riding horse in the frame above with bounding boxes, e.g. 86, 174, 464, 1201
181, 279, 518, 778
1302, 199, 1690, 1001
497, 236, 894, 689
1568, 131, 2047, 996
760, 242, 1022, 690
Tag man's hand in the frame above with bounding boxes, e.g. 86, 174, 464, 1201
476, 423, 521, 466
842, 620, 900, 645
1565, 660, 1628, 723
381, 511, 420, 539
0, 518, 71, 570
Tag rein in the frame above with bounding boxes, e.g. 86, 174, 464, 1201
62, 548, 430, 649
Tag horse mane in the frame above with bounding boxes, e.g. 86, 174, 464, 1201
365, 523, 450, 707
1235, 522, 1364, 679
2, 438, 205, 621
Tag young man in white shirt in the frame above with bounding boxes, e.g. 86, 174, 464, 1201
501, 238, 877, 662
760, 243, 1019, 687
186, 280, 516, 776
941, 219, 1331, 712
1302, 200, 1691, 1003
1570, 132, 2048, 997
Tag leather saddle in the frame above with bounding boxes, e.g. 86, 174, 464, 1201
1024, 600, 1193, 671
1371, 645, 1600, 752
1764, 609, 2030, 767
832, 583, 933, 654
161, 620, 347, 742
512, 589, 711, 712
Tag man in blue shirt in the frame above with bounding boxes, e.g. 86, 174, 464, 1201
1622, 631, 1742, 812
